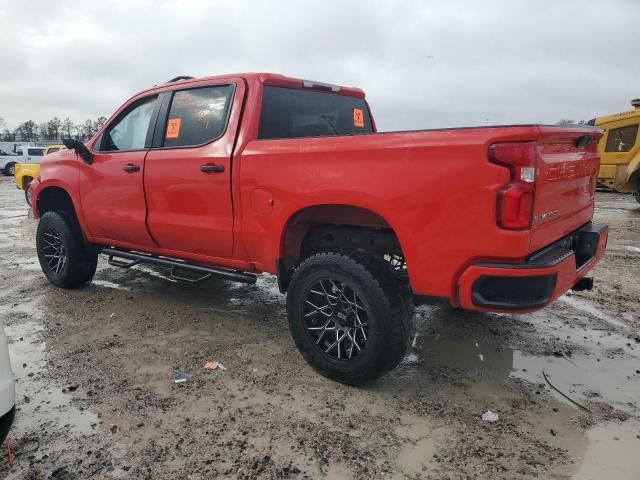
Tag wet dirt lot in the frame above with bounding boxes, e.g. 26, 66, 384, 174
0, 176, 639, 479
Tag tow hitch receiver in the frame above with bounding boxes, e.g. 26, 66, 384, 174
572, 277, 594, 292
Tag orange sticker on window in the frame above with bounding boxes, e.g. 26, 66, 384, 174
353, 108, 364, 128
166, 118, 181, 139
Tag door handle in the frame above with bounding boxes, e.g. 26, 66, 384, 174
200, 164, 225, 173
122, 164, 140, 173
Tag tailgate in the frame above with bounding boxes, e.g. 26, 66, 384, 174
530, 127, 602, 252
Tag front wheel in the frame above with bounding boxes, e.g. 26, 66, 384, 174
634, 189, 640, 204
36, 211, 98, 288
3, 163, 15, 176
287, 251, 415, 385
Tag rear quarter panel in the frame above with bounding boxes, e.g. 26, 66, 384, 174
236, 126, 544, 298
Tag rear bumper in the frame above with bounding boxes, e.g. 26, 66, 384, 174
457, 222, 608, 312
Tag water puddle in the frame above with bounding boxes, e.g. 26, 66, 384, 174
5, 320, 99, 436
0, 209, 29, 218
560, 295, 627, 329
387, 301, 640, 477
91, 279, 130, 290
512, 352, 640, 414
0, 295, 101, 450
394, 414, 441, 475
574, 420, 640, 479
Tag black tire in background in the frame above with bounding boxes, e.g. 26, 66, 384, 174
287, 251, 415, 386
36, 211, 98, 288
24, 180, 32, 206
3, 163, 16, 176
634, 189, 640, 204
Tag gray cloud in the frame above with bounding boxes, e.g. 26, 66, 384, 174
1, 0, 639, 131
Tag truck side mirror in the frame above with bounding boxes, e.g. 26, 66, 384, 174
62, 138, 93, 165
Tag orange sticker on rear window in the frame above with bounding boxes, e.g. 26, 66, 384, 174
166, 118, 181, 139
353, 108, 364, 128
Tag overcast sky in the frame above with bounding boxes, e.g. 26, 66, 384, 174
1, 0, 639, 132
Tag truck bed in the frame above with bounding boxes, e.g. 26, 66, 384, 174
238, 124, 602, 301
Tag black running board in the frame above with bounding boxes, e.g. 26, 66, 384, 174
101, 247, 257, 285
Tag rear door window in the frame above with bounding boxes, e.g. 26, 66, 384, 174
258, 86, 373, 140
162, 85, 234, 148
605, 124, 638, 152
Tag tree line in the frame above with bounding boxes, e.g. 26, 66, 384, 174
0, 116, 108, 143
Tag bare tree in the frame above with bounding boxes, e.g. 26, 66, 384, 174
80, 119, 95, 140
39, 122, 50, 141
16, 120, 37, 142
62, 117, 74, 138
8, 116, 107, 141
1, 129, 13, 141
47, 117, 62, 141
94, 116, 107, 133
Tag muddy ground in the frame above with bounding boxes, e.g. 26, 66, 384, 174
0, 177, 638, 479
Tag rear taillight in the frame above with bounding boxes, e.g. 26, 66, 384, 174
488, 142, 537, 230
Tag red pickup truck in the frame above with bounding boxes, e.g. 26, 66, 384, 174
30, 73, 608, 385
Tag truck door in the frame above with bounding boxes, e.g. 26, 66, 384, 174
143, 80, 245, 259
79, 94, 160, 247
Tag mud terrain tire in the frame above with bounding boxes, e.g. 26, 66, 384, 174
36, 211, 98, 288
287, 251, 415, 385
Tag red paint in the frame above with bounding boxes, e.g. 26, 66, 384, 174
78, 150, 156, 247
31, 73, 607, 313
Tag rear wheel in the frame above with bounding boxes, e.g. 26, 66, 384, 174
287, 251, 415, 385
36, 211, 98, 288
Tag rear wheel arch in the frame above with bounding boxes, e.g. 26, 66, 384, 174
278, 204, 408, 292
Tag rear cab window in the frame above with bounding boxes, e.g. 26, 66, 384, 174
258, 86, 373, 140
27, 148, 44, 156
162, 85, 234, 148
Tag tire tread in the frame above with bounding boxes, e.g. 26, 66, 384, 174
287, 250, 415, 385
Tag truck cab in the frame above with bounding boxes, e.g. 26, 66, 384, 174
591, 99, 640, 202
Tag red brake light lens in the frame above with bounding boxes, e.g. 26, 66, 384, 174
488, 142, 537, 230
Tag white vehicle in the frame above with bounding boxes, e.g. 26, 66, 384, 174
0, 325, 14, 443
0, 146, 45, 176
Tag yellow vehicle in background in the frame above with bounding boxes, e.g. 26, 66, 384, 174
590, 99, 640, 203
14, 145, 65, 206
